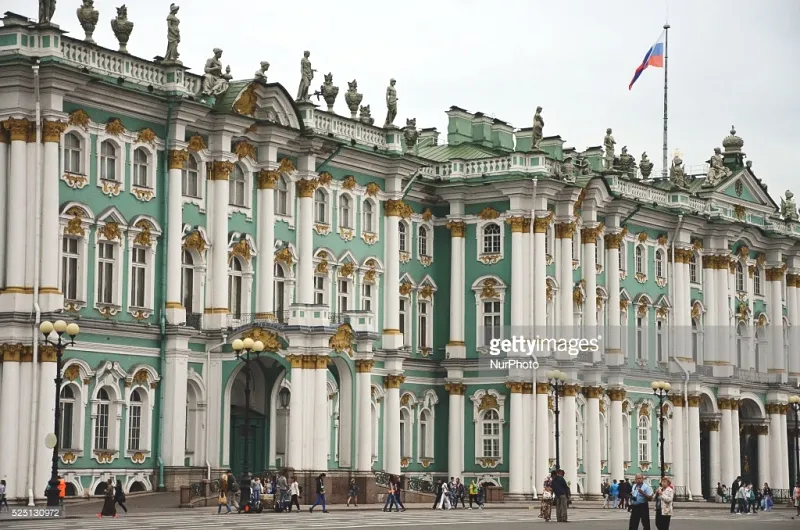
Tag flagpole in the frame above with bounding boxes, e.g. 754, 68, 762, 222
662, 23, 670, 179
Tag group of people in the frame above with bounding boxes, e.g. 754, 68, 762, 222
539, 469, 571, 522
97, 479, 128, 518
602, 478, 637, 509
723, 477, 774, 514
382, 475, 407, 512
432, 477, 485, 510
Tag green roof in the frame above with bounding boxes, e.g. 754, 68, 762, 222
212, 81, 252, 114
414, 142, 503, 162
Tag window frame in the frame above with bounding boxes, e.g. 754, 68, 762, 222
637, 415, 651, 464
473, 277, 507, 350
181, 154, 201, 199
470, 389, 506, 465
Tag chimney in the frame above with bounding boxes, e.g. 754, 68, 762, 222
490, 119, 514, 152
446, 106, 473, 146
418, 127, 439, 147
470, 112, 493, 148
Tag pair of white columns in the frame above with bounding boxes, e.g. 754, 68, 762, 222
672, 249, 692, 364
702, 257, 718, 363
604, 232, 623, 363
766, 268, 785, 374
787, 276, 800, 377
767, 403, 790, 489
286, 355, 330, 471
556, 223, 574, 334
355, 361, 375, 471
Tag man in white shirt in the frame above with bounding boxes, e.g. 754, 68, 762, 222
628, 473, 653, 530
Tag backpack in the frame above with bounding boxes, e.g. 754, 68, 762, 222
229, 478, 240, 493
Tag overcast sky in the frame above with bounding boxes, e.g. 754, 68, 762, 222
9, 0, 798, 198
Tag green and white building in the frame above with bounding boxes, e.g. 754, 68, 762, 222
1, 4, 799, 503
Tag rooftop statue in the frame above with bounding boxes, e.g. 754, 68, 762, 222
532, 106, 544, 149
296, 51, 316, 102
162, 4, 181, 65
703, 147, 732, 187
201, 49, 231, 97
344, 80, 363, 120
404, 118, 419, 149
574, 155, 592, 176
110, 5, 134, 54
39, 0, 56, 24
384, 79, 398, 127
639, 152, 654, 178
669, 153, 687, 189
781, 191, 799, 222
603, 128, 616, 170
317, 73, 339, 112
561, 157, 576, 183
77, 0, 99, 44
618, 145, 635, 177
359, 105, 374, 126
254, 61, 270, 83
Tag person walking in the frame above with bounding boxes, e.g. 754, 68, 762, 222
309, 473, 328, 513
730, 476, 741, 513
539, 478, 554, 522
217, 473, 232, 514
98, 479, 117, 518
382, 477, 399, 512
438, 480, 452, 510
468, 479, 478, 509
114, 480, 128, 514
225, 470, 240, 512
57, 476, 66, 507
433, 480, 443, 510
551, 469, 570, 522
346, 478, 358, 507
0, 480, 8, 512
610, 479, 620, 508
602, 480, 610, 508
289, 476, 301, 512
655, 477, 674, 530
627, 473, 653, 530
394, 477, 406, 511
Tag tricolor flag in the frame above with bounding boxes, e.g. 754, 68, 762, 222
628, 30, 666, 90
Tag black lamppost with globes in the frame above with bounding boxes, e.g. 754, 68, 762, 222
546, 369, 567, 471
789, 395, 800, 486
40, 319, 80, 507
651, 380, 671, 478
231, 337, 264, 512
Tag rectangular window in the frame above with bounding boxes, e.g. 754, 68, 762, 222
656, 320, 665, 362
361, 283, 372, 312
338, 280, 349, 312
128, 404, 141, 451
130, 247, 146, 308
636, 317, 645, 360
97, 242, 115, 305
181, 266, 193, 314
314, 276, 325, 305
228, 275, 242, 318
182, 169, 199, 198
399, 298, 407, 344
61, 401, 74, 449
399, 422, 406, 457
754, 271, 762, 295
420, 422, 428, 458
95, 403, 109, 450
483, 301, 501, 345
229, 179, 245, 207
418, 302, 429, 348
61, 237, 79, 300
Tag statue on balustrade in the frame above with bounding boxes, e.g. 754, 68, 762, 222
532, 106, 544, 149
296, 51, 316, 102
39, 0, 57, 24
384, 79, 398, 127
404, 118, 419, 150
162, 4, 181, 65
639, 152, 654, 178
781, 190, 799, 221
617, 146, 636, 178
703, 147, 732, 187
201, 49, 232, 97
669, 152, 688, 189
561, 156, 576, 182
345, 80, 363, 119
603, 128, 616, 170
574, 155, 592, 176
316, 73, 339, 112
110, 5, 134, 54
254, 61, 270, 83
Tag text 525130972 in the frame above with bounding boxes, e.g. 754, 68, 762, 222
3, 508, 63, 519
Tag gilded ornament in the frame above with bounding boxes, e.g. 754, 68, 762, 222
671, 396, 684, 407
366, 182, 381, 197
187, 135, 207, 152
207, 160, 235, 181
756, 253, 766, 265
257, 168, 279, 189
400, 393, 412, 406
478, 393, 499, 412
230, 239, 251, 262
657, 234, 668, 246
68, 110, 90, 131
536, 382, 549, 394
42, 120, 67, 143
182, 231, 206, 253
692, 239, 704, 250
687, 395, 701, 407
480, 278, 499, 299
296, 179, 318, 198
555, 222, 575, 239
445, 382, 467, 395
637, 301, 648, 317
364, 268, 377, 283
2, 118, 30, 142
639, 403, 651, 417
574, 188, 587, 213
133, 220, 154, 247
546, 282, 553, 302
168, 149, 189, 170
446, 220, 466, 237
399, 281, 413, 296
533, 212, 554, 233
234, 141, 257, 161
99, 221, 122, 241
604, 229, 626, 249
339, 262, 355, 277
738, 246, 750, 258
355, 360, 374, 373
734, 205, 746, 220
637, 232, 648, 243
329, 323, 355, 357
620, 299, 629, 311
385, 199, 413, 219
419, 284, 434, 299
105, 118, 126, 137
766, 266, 786, 282
506, 216, 526, 233
275, 247, 293, 265
133, 369, 149, 385
244, 328, 284, 351
342, 175, 357, 190
573, 286, 584, 307
315, 258, 328, 274
400, 458, 409, 468
232, 83, 258, 117
691, 303, 702, 319
384, 375, 405, 389
479, 207, 500, 220
64, 209, 86, 238
317, 172, 333, 186
562, 385, 579, 397
131, 452, 146, 464
422, 208, 433, 222
506, 382, 524, 393
136, 128, 157, 146
64, 364, 81, 381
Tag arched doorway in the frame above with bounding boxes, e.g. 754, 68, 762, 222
738, 398, 764, 485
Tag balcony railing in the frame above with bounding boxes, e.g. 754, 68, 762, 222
227, 312, 290, 329
733, 368, 781, 384
186, 313, 202, 330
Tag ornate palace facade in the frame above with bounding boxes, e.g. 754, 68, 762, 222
0, 4, 799, 503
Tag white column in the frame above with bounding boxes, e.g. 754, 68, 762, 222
206, 358, 223, 467
557, 224, 574, 334
161, 349, 188, 466
768, 405, 782, 487
17, 359, 31, 499
780, 408, 789, 489
671, 403, 685, 488
709, 421, 721, 496
731, 400, 741, 479
609, 389, 625, 480
446, 383, 465, 480
702, 257, 717, 363
0, 131, 8, 288
296, 181, 316, 305
40, 122, 67, 307
507, 383, 524, 495
446, 221, 466, 357
522, 222, 532, 332
788, 275, 800, 377
303, 357, 315, 467
535, 384, 550, 485
585, 387, 601, 497
314, 358, 328, 471
687, 397, 702, 497
767, 268, 785, 374
382, 202, 403, 349
356, 361, 373, 471
256, 168, 276, 319
562, 386, 578, 482
287, 356, 305, 470
582, 228, 598, 338
509, 218, 525, 328
35, 354, 57, 497
716, 261, 730, 365
757, 427, 769, 488
533, 217, 548, 335
2, 119, 28, 291
522, 385, 532, 494
166, 150, 188, 324
605, 233, 623, 363
719, 402, 733, 486
384, 375, 403, 475
672, 250, 688, 360
208, 162, 232, 327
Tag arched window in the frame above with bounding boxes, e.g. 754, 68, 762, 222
622, 413, 631, 461
229, 165, 246, 207
637, 415, 650, 463
363, 200, 375, 233
314, 189, 328, 224
483, 224, 501, 254
60, 386, 76, 449
418, 226, 428, 257
689, 253, 699, 283
181, 250, 194, 313
100, 141, 117, 181
228, 257, 243, 318
736, 262, 745, 292
181, 155, 199, 198
753, 267, 763, 295
655, 249, 665, 278
481, 409, 501, 458
128, 389, 143, 451
133, 147, 149, 187
274, 263, 285, 321
399, 222, 407, 252
64, 132, 82, 173
94, 388, 111, 450
691, 318, 701, 363
635, 245, 645, 275
419, 410, 432, 458
399, 408, 411, 458
736, 322, 747, 368
274, 176, 288, 215
338, 195, 352, 229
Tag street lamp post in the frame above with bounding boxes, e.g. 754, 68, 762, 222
546, 370, 567, 471
651, 380, 671, 478
231, 337, 264, 512
789, 395, 800, 486
39, 319, 80, 507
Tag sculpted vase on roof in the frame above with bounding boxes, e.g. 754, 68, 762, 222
781, 191, 799, 222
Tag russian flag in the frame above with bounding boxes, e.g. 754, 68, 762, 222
628, 31, 665, 90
